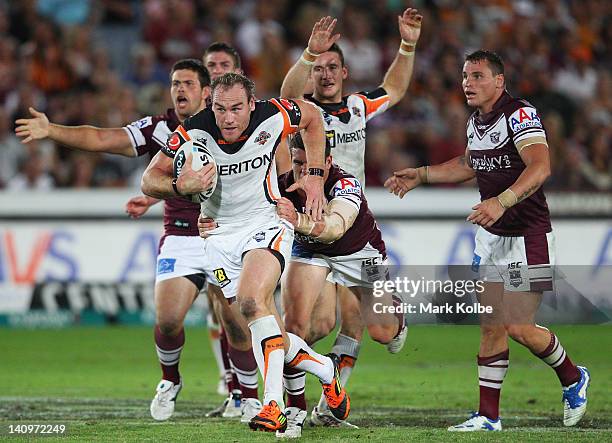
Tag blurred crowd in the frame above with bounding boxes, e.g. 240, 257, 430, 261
0, 0, 609, 191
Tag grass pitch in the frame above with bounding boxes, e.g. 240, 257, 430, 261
1, 324, 610, 442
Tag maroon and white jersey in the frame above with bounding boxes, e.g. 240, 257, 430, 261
278, 164, 386, 257
467, 91, 552, 236
123, 108, 200, 237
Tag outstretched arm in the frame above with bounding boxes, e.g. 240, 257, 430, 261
385, 149, 475, 198
15, 107, 136, 157
380, 8, 422, 107
280, 16, 340, 99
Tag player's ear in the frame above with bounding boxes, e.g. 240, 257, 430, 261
342, 66, 348, 80
202, 86, 211, 101
325, 155, 333, 168
249, 97, 256, 111
495, 74, 504, 89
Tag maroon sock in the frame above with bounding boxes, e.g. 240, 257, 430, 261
154, 326, 184, 384
228, 345, 259, 399
535, 332, 581, 387
477, 349, 509, 420
219, 329, 237, 392
284, 365, 307, 410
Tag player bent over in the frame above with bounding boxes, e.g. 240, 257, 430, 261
385, 50, 590, 431
144, 73, 349, 432
272, 133, 405, 437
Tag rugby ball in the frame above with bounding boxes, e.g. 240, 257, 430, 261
172, 135, 217, 203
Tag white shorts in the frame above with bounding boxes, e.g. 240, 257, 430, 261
203, 218, 294, 299
156, 235, 208, 288
291, 242, 386, 288
473, 228, 555, 292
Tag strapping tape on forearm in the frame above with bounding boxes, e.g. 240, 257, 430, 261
294, 199, 359, 244
497, 188, 518, 209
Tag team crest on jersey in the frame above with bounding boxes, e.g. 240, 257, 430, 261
490, 131, 501, 144
253, 231, 265, 242
254, 131, 271, 145
332, 177, 361, 197
509, 107, 542, 133
213, 268, 231, 287
352, 106, 361, 117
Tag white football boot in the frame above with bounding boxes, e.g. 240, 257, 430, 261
221, 389, 242, 418
150, 379, 182, 421
240, 397, 263, 423
448, 412, 502, 431
563, 366, 590, 426
387, 324, 408, 354
276, 407, 307, 438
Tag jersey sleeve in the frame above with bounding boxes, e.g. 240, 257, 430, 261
507, 105, 548, 152
160, 125, 191, 159
122, 116, 157, 156
354, 87, 390, 122
329, 177, 362, 212
269, 98, 302, 138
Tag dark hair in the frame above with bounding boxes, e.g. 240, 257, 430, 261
289, 132, 331, 157
465, 50, 504, 76
326, 43, 345, 66
211, 72, 256, 102
203, 42, 242, 70
170, 58, 211, 87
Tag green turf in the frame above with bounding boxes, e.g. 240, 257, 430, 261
1, 325, 610, 441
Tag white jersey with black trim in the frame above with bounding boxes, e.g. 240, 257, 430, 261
304, 88, 390, 186
161, 99, 302, 232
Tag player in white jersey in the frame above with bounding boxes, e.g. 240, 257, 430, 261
142, 73, 350, 433
278, 10, 422, 427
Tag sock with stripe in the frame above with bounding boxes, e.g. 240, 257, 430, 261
285, 332, 334, 384
229, 345, 259, 399
219, 329, 238, 392
283, 365, 307, 410
477, 349, 509, 420
154, 325, 184, 384
535, 331, 581, 387
249, 315, 285, 407
331, 333, 361, 386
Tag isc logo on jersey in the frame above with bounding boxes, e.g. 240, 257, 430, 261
332, 178, 361, 197
509, 107, 542, 132
172, 129, 218, 203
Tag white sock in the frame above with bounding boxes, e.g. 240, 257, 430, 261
249, 315, 285, 407
285, 332, 334, 384
331, 333, 361, 386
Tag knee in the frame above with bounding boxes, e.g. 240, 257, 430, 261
157, 315, 183, 336
239, 297, 259, 321
285, 318, 309, 339
307, 317, 336, 344
505, 324, 532, 345
367, 324, 395, 345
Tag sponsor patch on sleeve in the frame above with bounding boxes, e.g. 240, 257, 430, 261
508, 106, 542, 134
331, 177, 362, 198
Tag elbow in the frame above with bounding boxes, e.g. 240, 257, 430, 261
141, 175, 154, 197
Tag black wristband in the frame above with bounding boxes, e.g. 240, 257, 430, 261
172, 178, 182, 196
308, 167, 324, 177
